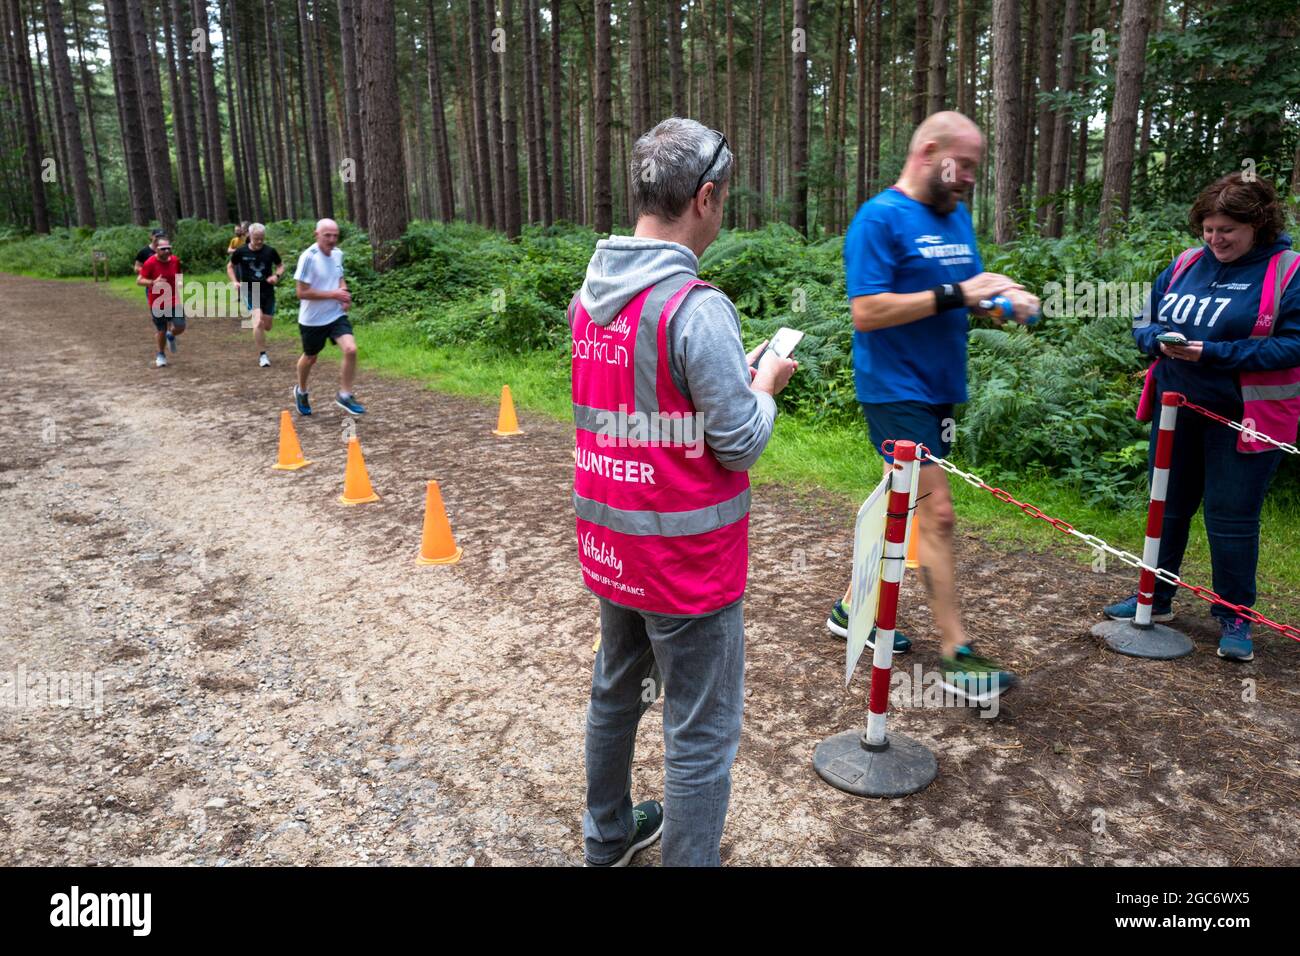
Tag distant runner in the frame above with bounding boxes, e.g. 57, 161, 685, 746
136, 237, 186, 368
292, 219, 364, 415
133, 229, 165, 278
227, 223, 284, 367
227, 221, 249, 257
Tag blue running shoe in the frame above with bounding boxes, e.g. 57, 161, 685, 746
335, 393, 366, 415
166, 331, 177, 353
1103, 593, 1174, 623
825, 598, 911, 652
584, 800, 664, 867
940, 645, 1018, 702
1217, 617, 1254, 662
294, 386, 312, 416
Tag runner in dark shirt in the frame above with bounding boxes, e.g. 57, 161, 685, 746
134, 230, 166, 283
226, 222, 284, 367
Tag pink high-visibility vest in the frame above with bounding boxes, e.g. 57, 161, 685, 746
1136, 246, 1300, 452
570, 275, 750, 616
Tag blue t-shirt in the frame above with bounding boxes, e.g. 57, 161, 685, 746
844, 188, 983, 404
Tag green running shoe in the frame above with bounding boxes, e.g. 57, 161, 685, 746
940, 645, 1018, 703
825, 598, 911, 653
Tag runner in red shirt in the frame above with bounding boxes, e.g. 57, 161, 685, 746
135, 237, 186, 367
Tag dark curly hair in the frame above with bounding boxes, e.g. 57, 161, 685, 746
1189, 172, 1287, 246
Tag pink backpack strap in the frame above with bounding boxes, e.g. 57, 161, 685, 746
1167, 247, 1204, 293
1252, 250, 1300, 338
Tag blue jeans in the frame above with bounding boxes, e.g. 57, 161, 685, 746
1151, 411, 1281, 619
584, 597, 745, 866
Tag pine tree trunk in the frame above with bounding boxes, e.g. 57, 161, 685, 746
358, 0, 408, 265
500, 0, 520, 236
106, 0, 152, 223
791, 0, 808, 233
1046, 0, 1080, 236
1032, 0, 1059, 227
426, 0, 456, 222
549, 0, 564, 220
855, 0, 865, 207
746, 0, 764, 230
870, 0, 881, 187
629, 0, 643, 137
928, 0, 948, 113
467, 0, 494, 225
43, 0, 95, 226
6, 0, 49, 231
1098, 0, 1153, 241
485, 0, 505, 229
724, 0, 735, 227
667, 0, 685, 115
175, 0, 206, 219
127, 0, 177, 234
593, 0, 612, 233
70, 0, 109, 213
913, 0, 929, 124
520, 0, 539, 222
528, 0, 550, 223
192, 0, 227, 221
160, 0, 191, 218
993, 0, 1024, 243
233, 0, 266, 221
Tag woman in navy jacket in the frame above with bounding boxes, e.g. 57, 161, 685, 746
1103, 173, 1300, 661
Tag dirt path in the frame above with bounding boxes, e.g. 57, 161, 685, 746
2, 274, 1297, 866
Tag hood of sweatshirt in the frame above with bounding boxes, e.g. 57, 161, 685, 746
578, 237, 700, 327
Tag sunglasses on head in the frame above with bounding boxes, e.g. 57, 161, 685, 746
694, 132, 729, 197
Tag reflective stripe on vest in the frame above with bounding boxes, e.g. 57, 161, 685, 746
1239, 249, 1300, 453
570, 274, 750, 615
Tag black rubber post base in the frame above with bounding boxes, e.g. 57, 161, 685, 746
813, 729, 938, 798
1091, 618, 1194, 660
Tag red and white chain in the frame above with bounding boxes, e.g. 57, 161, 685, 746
916, 447, 1300, 642
1176, 396, 1299, 455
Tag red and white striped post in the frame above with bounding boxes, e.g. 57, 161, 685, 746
864, 440, 919, 746
814, 439, 937, 797
1134, 392, 1181, 628
1094, 390, 1194, 659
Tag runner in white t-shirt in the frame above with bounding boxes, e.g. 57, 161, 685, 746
292, 218, 365, 415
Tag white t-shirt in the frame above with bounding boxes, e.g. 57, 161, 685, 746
294, 243, 346, 327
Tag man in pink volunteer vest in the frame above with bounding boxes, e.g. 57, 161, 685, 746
571, 118, 796, 867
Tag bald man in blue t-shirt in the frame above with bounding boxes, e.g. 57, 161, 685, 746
826, 111, 1039, 703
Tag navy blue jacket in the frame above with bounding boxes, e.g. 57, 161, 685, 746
1134, 234, 1300, 412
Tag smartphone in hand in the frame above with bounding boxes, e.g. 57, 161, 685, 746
755, 327, 804, 365
1157, 331, 1188, 345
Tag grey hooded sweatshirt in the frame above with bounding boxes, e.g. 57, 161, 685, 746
578, 236, 777, 471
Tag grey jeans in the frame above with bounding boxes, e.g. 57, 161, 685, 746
583, 596, 746, 866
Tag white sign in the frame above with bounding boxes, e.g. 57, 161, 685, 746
846, 473, 891, 685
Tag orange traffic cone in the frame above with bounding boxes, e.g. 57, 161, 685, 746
905, 513, 920, 569
492, 385, 523, 436
416, 480, 462, 564
271, 410, 312, 471
339, 436, 379, 505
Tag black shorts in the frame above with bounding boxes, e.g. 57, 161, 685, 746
242, 285, 276, 316
149, 305, 186, 333
861, 401, 955, 463
299, 316, 354, 356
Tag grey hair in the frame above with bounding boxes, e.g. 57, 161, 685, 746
630, 117, 733, 221
249, 222, 266, 237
